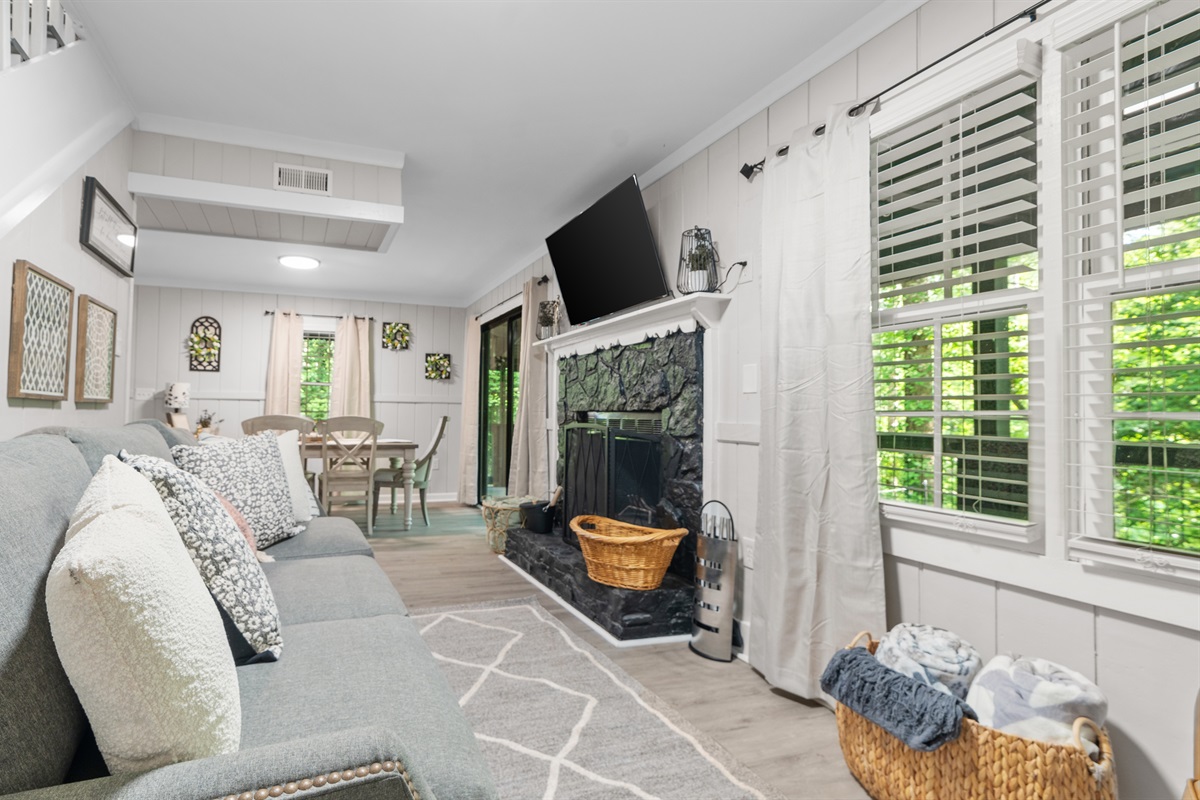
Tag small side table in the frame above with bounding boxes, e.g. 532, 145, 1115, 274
482, 495, 535, 554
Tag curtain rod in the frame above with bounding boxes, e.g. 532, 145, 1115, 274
264, 310, 374, 321
474, 275, 549, 320
746, 0, 1051, 169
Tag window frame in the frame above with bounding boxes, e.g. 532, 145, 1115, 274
300, 320, 336, 422
869, 62, 1046, 544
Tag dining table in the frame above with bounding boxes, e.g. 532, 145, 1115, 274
300, 436, 420, 530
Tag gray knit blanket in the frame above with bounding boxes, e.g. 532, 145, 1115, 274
820, 646, 978, 751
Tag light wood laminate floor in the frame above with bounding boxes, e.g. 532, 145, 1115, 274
357, 504, 869, 800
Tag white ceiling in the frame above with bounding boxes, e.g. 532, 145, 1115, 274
69, 0, 908, 307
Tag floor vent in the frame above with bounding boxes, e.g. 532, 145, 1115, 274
274, 163, 332, 196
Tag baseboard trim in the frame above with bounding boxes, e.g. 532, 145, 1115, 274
498, 555, 694, 650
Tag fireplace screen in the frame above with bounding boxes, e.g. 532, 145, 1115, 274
564, 415, 664, 541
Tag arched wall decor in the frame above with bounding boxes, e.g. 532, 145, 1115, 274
188, 316, 221, 372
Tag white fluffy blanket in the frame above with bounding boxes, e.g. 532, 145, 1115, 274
966, 655, 1108, 757
874, 623, 982, 700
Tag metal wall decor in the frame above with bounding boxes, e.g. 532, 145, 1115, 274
425, 353, 451, 380
690, 500, 741, 662
75, 295, 117, 404
8, 260, 74, 401
80, 177, 136, 277
677, 226, 720, 294
382, 322, 411, 350
188, 316, 221, 372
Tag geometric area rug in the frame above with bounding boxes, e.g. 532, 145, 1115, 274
413, 598, 787, 800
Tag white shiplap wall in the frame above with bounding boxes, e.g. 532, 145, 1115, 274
131, 286, 465, 498
0, 127, 135, 440
463, 2, 1200, 795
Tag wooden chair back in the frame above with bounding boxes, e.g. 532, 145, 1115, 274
317, 416, 383, 474
414, 415, 451, 482
241, 414, 316, 436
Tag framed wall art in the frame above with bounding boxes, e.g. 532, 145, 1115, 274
8, 260, 74, 401
382, 321, 411, 350
188, 316, 221, 372
80, 176, 136, 277
425, 353, 451, 380
74, 295, 117, 404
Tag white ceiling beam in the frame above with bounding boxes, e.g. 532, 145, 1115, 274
134, 113, 406, 170
128, 172, 404, 225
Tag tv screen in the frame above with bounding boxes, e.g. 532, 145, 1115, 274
546, 175, 670, 326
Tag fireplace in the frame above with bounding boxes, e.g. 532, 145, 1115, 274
505, 327, 706, 640
564, 411, 664, 538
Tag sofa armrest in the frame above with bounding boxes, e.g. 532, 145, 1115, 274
4, 727, 438, 800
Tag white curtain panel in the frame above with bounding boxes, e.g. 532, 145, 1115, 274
264, 311, 304, 416
750, 103, 886, 702
458, 316, 482, 504
507, 279, 550, 498
330, 316, 372, 418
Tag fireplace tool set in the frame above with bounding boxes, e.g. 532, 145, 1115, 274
690, 500, 742, 662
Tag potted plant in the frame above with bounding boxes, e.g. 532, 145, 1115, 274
677, 227, 718, 294
196, 409, 223, 437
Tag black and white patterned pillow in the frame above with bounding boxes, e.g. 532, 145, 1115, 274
119, 451, 283, 663
172, 433, 298, 548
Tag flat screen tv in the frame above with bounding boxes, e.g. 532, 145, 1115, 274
546, 175, 670, 326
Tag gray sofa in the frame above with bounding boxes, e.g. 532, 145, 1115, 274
1, 421, 498, 800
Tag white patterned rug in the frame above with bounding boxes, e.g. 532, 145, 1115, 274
413, 598, 785, 800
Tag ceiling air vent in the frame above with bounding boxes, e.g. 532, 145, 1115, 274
274, 163, 332, 196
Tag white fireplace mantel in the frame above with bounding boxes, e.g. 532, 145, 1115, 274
534, 293, 732, 359
537, 292, 733, 507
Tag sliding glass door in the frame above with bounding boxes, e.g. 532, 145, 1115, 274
480, 309, 521, 500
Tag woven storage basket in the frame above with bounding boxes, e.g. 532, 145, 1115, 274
837, 634, 1118, 800
569, 515, 688, 590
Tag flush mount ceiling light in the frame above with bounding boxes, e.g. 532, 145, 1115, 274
116, 233, 137, 247
279, 255, 319, 270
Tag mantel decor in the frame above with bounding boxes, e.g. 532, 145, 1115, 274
382, 322, 411, 350
188, 317, 221, 372
676, 226, 719, 295
79, 177, 136, 278
74, 295, 117, 404
8, 260, 74, 401
425, 353, 451, 380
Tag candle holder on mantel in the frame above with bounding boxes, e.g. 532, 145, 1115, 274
677, 226, 720, 294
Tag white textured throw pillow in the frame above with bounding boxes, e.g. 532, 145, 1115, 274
172, 433, 298, 547
45, 457, 240, 774
276, 429, 313, 523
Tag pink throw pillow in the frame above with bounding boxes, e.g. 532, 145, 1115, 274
216, 494, 257, 555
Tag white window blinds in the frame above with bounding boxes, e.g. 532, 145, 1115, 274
1063, 2, 1200, 556
873, 72, 1039, 311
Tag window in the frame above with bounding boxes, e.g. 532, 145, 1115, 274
301, 332, 333, 420
871, 71, 1040, 523
1063, 3, 1200, 555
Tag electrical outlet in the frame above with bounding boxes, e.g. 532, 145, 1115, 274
741, 537, 756, 569
432, 456, 440, 470
135, 387, 155, 400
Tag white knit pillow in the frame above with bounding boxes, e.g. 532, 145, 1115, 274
276, 429, 313, 523
46, 457, 241, 773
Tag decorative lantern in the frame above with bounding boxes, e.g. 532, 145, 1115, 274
165, 382, 190, 411
536, 299, 560, 340
677, 226, 719, 295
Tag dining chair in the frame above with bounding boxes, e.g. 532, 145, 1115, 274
373, 415, 449, 527
241, 414, 316, 437
317, 416, 384, 535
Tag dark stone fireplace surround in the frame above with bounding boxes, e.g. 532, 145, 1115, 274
504, 328, 703, 640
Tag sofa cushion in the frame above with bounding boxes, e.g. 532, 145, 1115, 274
172, 434, 298, 548
46, 457, 241, 774
262, 556, 407, 625
236, 614, 497, 800
261, 516, 373, 560
128, 418, 197, 450
64, 425, 173, 473
0, 435, 93, 793
120, 452, 283, 664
